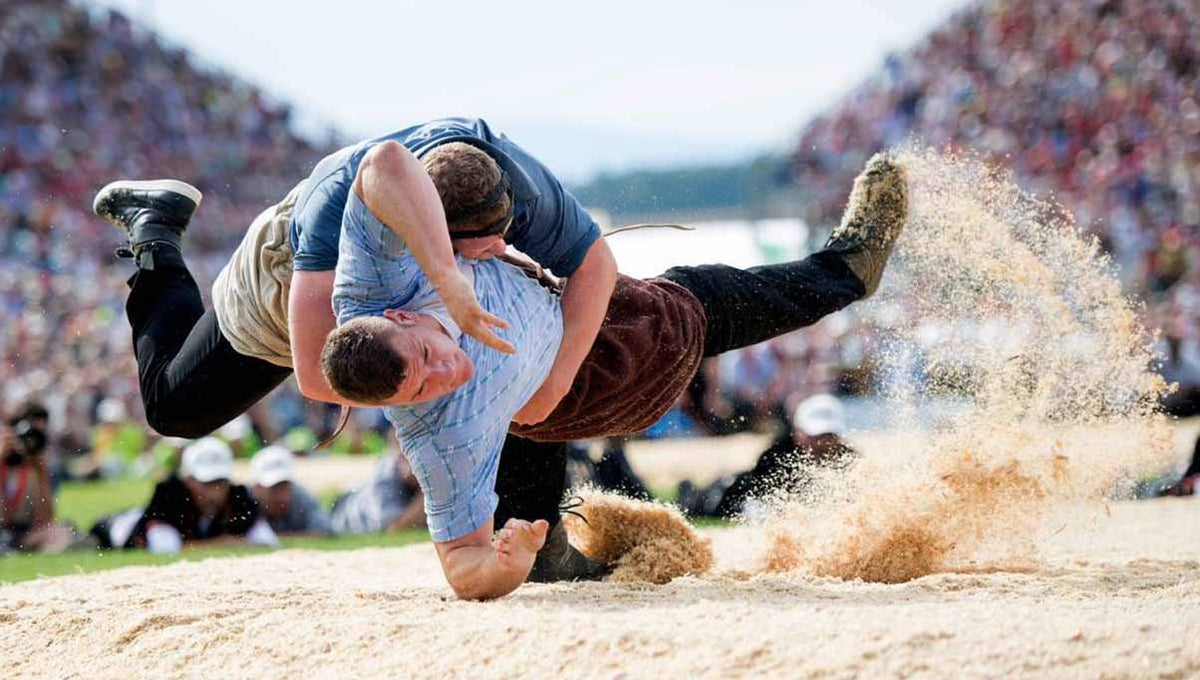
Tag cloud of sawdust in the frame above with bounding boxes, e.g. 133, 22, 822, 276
758, 147, 1175, 584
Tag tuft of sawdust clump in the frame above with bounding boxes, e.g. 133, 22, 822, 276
563, 489, 713, 584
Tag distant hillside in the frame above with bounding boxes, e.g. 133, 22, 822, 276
570, 154, 798, 223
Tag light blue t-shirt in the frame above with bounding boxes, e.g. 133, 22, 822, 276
334, 189, 563, 542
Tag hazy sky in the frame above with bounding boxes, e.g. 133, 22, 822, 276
92, 0, 969, 180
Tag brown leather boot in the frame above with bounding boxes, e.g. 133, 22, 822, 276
824, 154, 908, 297
527, 521, 610, 583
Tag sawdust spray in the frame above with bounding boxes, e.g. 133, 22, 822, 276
760, 147, 1174, 583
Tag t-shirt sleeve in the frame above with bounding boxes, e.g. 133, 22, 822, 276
291, 177, 347, 272
332, 187, 422, 324
398, 420, 505, 543
496, 139, 602, 277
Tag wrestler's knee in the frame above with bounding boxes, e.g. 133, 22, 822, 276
143, 398, 215, 439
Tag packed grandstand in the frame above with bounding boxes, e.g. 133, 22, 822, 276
2, 0, 1199, 473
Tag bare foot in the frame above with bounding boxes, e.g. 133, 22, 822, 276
495, 518, 549, 575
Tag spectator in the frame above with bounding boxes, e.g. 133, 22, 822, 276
250, 445, 332, 536
93, 437, 277, 553
564, 438, 654, 501
330, 453, 425, 535
0, 409, 75, 553
0, 0, 347, 456
677, 394, 857, 519
787, 0, 1200, 404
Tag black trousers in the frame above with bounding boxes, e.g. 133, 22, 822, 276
492, 436, 568, 528
660, 249, 865, 358
125, 246, 293, 439
124, 248, 564, 525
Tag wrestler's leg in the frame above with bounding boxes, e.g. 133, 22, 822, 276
98, 181, 291, 438
492, 434, 566, 528
660, 251, 865, 357
492, 434, 609, 582
661, 154, 907, 357
126, 270, 291, 439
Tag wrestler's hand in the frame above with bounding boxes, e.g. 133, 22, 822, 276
512, 374, 570, 426
436, 270, 515, 354
495, 518, 549, 574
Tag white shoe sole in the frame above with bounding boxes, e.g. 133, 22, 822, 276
92, 179, 203, 216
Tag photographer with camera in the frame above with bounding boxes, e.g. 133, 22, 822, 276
1, 404, 74, 553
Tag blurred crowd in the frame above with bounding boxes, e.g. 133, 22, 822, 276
0, 0, 343, 472
2, 411, 430, 554
7, 0, 1200, 556
789, 0, 1200, 414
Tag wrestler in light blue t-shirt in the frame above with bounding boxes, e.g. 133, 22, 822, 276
334, 189, 563, 541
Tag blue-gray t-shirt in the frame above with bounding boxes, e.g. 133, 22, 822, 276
289, 117, 600, 277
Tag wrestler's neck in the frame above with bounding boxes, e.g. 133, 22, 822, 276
413, 313, 451, 338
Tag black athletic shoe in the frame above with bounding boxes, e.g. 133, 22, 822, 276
527, 521, 611, 583
92, 179, 202, 265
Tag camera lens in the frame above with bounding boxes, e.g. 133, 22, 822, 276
12, 419, 47, 456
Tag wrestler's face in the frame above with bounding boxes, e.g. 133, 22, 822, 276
381, 310, 474, 405
453, 235, 506, 260
451, 218, 511, 260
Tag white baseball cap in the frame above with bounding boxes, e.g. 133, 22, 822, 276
97, 398, 126, 424
792, 394, 846, 437
180, 437, 233, 483
251, 445, 294, 488
217, 414, 252, 440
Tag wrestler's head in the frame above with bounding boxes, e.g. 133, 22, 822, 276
320, 310, 474, 406
423, 142, 512, 260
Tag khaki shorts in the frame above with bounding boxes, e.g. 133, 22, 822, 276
211, 187, 303, 368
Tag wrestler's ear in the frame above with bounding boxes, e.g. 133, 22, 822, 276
382, 309, 420, 325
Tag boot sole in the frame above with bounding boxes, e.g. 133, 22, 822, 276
92, 179, 203, 217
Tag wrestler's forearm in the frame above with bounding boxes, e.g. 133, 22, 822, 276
545, 241, 617, 391
355, 140, 459, 289
440, 545, 528, 600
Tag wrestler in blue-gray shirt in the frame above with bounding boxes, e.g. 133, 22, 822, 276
288, 118, 617, 422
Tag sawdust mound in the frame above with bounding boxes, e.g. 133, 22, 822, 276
564, 489, 713, 584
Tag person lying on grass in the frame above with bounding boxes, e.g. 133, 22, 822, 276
92, 437, 278, 553
321, 154, 909, 600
